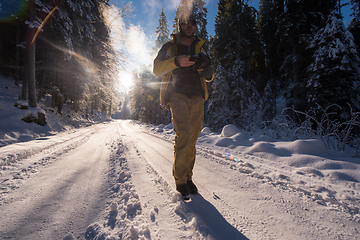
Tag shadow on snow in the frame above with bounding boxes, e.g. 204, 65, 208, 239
186, 194, 249, 240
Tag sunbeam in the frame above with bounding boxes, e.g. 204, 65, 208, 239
118, 70, 134, 91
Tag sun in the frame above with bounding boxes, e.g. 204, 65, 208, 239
119, 71, 133, 91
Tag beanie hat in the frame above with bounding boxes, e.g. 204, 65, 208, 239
178, 12, 196, 31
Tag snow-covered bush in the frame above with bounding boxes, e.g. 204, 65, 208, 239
261, 104, 360, 152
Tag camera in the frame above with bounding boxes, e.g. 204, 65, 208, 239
189, 52, 210, 70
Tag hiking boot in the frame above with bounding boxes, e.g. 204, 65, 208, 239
187, 180, 198, 194
176, 183, 190, 197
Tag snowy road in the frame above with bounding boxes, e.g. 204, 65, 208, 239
0, 123, 117, 239
0, 120, 359, 239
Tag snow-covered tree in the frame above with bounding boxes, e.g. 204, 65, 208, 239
214, 0, 259, 73
207, 64, 232, 131
279, 0, 338, 112
154, 8, 170, 50
36, 0, 122, 114
349, 0, 360, 52
191, 0, 208, 40
212, 0, 264, 128
261, 80, 277, 121
228, 59, 260, 128
307, 14, 360, 119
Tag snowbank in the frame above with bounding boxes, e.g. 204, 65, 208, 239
139, 121, 360, 213
0, 76, 112, 147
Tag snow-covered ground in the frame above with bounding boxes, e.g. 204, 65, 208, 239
0, 76, 359, 239
0, 77, 112, 148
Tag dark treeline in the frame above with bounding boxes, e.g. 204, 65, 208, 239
133, 0, 360, 136
1, 0, 359, 137
207, 0, 360, 132
0, 0, 125, 115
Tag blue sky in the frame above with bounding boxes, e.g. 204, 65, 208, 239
111, 0, 252, 39
112, 0, 354, 42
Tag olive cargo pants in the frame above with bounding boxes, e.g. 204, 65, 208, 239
169, 93, 204, 185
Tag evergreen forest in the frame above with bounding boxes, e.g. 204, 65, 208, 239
0, 0, 127, 115
1, 0, 360, 148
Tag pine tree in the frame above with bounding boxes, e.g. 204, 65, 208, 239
207, 64, 232, 131
214, 0, 262, 80
257, 0, 285, 118
154, 8, 170, 50
191, 0, 208, 40
39, 0, 119, 114
0, 0, 121, 114
349, 0, 360, 53
277, 0, 337, 112
307, 14, 360, 119
228, 58, 260, 128
214, 0, 233, 70
212, 0, 263, 127
261, 80, 277, 119
258, 1, 284, 89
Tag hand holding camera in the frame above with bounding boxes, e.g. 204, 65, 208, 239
176, 55, 195, 67
176, 52, 212, 78
189, 52, 211, 71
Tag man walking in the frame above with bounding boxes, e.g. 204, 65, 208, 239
153, 12, 214, 198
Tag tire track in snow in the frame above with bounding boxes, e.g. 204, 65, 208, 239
117, 121, 210, 239
0, 126, 99, 166
114, 120, 249, 240
0, 126, 100, 200
0, 122, 116, 239
84, 138, 151, 240
197, 148, 360, 219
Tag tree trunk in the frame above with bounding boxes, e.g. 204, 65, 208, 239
15, 24, 20, 86
28, 5, 37, 108
22, 50, 28, 100
28, 34, 37, 108
292, 29, 300, 109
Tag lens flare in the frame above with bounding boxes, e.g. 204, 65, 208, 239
31, 5, 58, 45
0, 0, 30, 22
225, 151, 238, 162
24, 0, 63, 50
40, 38, 98, 74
